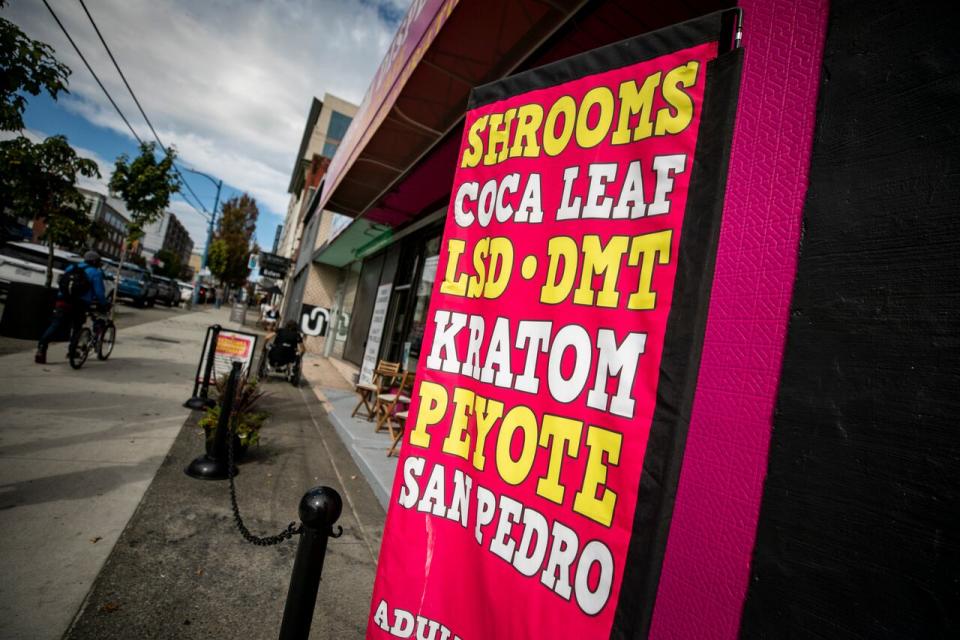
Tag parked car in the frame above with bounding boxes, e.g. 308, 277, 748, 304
152, 275, 180, 307
0, 241, 113, 299
176, 280, 194, 303
114, 263, 159, 307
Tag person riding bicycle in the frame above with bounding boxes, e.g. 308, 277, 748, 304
264, 320, 304, 368
36, 250, 109, 364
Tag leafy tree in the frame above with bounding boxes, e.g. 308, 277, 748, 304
0, 134, 99, 285
210, 194, 258, 288
153, 248, 182, 279
207, 238, 228, 282
107, 142, 180, 307
109, 141, 180, 236
1, 0, 70, 132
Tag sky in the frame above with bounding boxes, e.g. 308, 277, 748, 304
3, 0, 411, 252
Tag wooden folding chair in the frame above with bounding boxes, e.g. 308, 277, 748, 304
376, 370, 414, 434
387, 407, 408, 457
351, 360, 400, 420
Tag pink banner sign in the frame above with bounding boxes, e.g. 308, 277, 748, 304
369, 36, 720, 640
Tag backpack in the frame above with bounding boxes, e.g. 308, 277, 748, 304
58, 264, 91, 301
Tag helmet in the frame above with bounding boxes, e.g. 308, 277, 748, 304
83, 250, 101, 266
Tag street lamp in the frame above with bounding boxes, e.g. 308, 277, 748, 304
182, 167, 222, 306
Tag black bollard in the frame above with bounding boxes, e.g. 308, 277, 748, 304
278, 487, 343, 640
185, 360, 240, 480
185, 324, 221, 410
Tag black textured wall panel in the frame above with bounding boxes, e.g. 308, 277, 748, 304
740, 1, 960, 638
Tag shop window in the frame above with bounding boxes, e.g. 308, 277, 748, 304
326, 111, 352, 142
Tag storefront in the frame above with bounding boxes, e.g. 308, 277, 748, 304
295, 0, 960, 638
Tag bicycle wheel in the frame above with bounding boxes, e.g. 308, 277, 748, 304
97, 321, 116, 360
70, 328, 92, 369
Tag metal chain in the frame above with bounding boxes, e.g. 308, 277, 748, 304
227, 427, 302, 546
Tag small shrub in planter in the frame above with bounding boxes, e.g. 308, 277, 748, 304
198, 373, 268, 460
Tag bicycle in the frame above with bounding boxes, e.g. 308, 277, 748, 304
69, 309, 116, 369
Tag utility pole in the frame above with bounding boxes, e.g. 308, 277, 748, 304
183, 167, 222, 306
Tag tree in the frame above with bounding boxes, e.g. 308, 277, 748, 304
153, 248, 182, 279
107, 142, 180, 308
209, 194, 258, 288
109, 142, 180, 235
0, 134, 100, 285
1, 0, 70, 132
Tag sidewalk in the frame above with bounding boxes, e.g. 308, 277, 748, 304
62, 376, 385, 639
301, 354, 399, 509
0, 305, 238, 639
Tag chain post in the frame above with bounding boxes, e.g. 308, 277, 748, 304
183, 324, 222, 411
278, 487, 343, 640
185, 324, 221, 410
185, 359, 239, 480
184, 325, 212, 406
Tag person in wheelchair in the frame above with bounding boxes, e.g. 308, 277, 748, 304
260, 320, 305, 385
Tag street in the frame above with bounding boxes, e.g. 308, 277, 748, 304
0, 301, 205, 357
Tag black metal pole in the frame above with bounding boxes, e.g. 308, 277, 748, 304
185, 360, 240, 480
185, 324, 221, 410
278, 487, 343, 640
184, 326, 212, 406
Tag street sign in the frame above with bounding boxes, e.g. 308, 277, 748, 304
197, 328, 259, 381
259, 252, 291, 279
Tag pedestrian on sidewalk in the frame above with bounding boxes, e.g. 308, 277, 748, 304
214, 286, 223, 309
36, 250, 109, 364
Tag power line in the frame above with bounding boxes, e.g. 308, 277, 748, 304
41, 0, 144, 145
43, 0, 213, 224
75, 0, 210, 215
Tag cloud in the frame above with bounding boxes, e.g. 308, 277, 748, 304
4, 0, 409, 219
0, 127, 112, 192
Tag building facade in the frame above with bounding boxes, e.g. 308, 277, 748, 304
277, 93, 359, 355
141, 211, 195, 275
281, 1, 960, 638
77, 188, 131, 260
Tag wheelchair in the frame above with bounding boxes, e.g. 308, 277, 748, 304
256, 337, 302, 386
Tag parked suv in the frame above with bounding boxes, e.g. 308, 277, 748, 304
1, 241, 114, 299
152, 275, 180, 307
114, 263, 158, 307
0, 241, 78, 297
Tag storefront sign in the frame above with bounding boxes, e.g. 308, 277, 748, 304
369, 13, 740, 640
300, 304, 330, 337
359, 283, 393, 385
259, 252, 291, 279
321, 0, 459, 210
198, 328, 259, 381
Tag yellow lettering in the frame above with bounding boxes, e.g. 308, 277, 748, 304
409, 381, 449, 448
575, 87, 615, 149
460, 115, 489, 168
573, 426, 622, 526
573, 235, 629, 308
495, 405, 538, 486
655, 62, 698, 136
440, 238, 468, 296
611, 72, 661, 144
509, 103, 543, 159
540, 236, 577, 304
543, 96, 576, 157
536, 414, 583, 504
626, 230, 672, 310
441, 387, 474, 459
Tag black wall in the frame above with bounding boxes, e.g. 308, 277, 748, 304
740, 1, 960, 638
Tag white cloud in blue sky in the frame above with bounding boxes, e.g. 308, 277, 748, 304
3, 0, 411, 248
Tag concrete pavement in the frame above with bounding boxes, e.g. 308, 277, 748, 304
0, 306, 237, 639
62, 374, 385, 639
